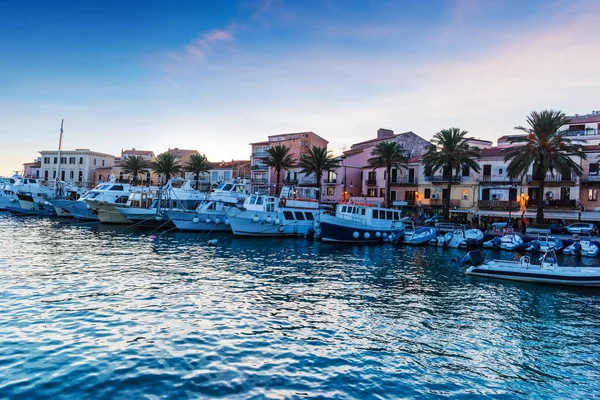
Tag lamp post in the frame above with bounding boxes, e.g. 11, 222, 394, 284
341, 177, 353, 202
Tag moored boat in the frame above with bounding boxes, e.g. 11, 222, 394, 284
525, 233, 564, 253
456, 249, 600, 287
482, 233, 525, 251
402, 223, 437, 245
431, 226, 484, 248
563, 236, 599, 257
319, 201, 404, 243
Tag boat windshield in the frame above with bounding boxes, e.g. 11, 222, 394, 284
541, 249, 557, 266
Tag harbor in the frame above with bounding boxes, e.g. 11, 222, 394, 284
1, 213, 599, 398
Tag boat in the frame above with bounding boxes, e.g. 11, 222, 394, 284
431, 226, 484, 248
455, 249, 600, 287
525, 233, 564, 253
0, 173, 24, 210
93, 187, 159, 224
116, 179, 204, 229
482, 233, 525, 251
168, 180, 249, 232
9, 177, 56, 215
227, 186, 321, 237
318, 200, 405, 243
402, 223, 437, 245
68, 178, 136, 220
563, 236, 599, 257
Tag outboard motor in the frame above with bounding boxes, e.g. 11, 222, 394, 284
452, 250, 484, 267
573, 241, 582, 255
492, 237, 501, 248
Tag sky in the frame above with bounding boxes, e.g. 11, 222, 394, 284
1, 0, 599, 176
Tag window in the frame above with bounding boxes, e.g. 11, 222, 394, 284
372, 210, 378, 219
60, 157, 66, 164
79, 157, 83, 164
367, 188, 377, 197
498, 168, 503, 175
119, 172, 124, 182
326, 187, 335, 196
305, 213, 314, 221
110, 185, 124, 191
53, 157, 58, 164
53, 170, 56, 178
483, 165, 491, 176
44, 170, 48, 180
69, 157, 75, 164
78, 171, 83, 182
223, 171, 231, 181
589, 163, 599, 176
462, 166, 470, 176
93, 158, 97, 166
44, 157, 50, 164
70, 171, 74, 179
368, 171, 376, 180
102, 159, 105, 167
379, 188, 385, 197
424, 188, 431, 199
212, 171, 218, 181
589, 189, 598, 201
294, 211, 305, 220
462, 190, 469, 200
283, 211, 294, 220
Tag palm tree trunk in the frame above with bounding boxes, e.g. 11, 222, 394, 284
317, 172, 322, 201
276, 168, 281, 196
537, 178, 545, 224
386, 166, 392, 207
195, 172, 199, 190
445, 166, 453, 220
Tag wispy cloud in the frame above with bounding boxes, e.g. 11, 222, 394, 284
167, 24, 236, 69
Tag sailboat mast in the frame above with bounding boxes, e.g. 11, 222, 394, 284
57, 119, 64, 181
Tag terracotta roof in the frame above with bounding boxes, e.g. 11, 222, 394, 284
568, 113, 600, 124
23, 161, 41, 167
497, 134, 526, 141
479, 147, 507, 157
211, 160, 250, 169
584, 145, 600, 152
159, 148, 198, 157
351, 131, 417, 147
123, 150, 154, 155
407, 156, 421, 163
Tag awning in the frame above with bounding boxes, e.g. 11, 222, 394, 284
474, 210, 600, 221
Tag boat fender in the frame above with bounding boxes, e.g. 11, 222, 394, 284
278, 225, 285, 232
206, 218, 211, 224
225, 218, 230, 225
155, 215, 163, 221
274, 218, 280, 225
215, 218, 221, 224
252, 215, 259, 223
266, 216, 272, 223
208, 239, 218, 246
364, 232, 370, 239
192, 217, 199, 224
353, 231, 360, 239
375, 232, 381, 238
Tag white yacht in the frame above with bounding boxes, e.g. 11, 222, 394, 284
67, 181, 135, 220
169, 180, 249, 232
319, 201, 405, 243
0, 173, 24, 210
227, 186, 320, 237
94, 187, 159, 224
10, 178, 56, 215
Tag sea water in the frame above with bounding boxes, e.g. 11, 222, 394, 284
0, 213, 599, 398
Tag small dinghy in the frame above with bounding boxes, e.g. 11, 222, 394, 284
455, 249, 600, 287
482, 233, 525, 251
525, 233, 563, 253
431, 226, 484, 248
563, 236, 599, 257
403, 224, 437, 246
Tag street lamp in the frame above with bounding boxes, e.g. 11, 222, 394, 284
341, 177, 353, 202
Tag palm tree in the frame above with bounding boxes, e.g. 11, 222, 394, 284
367, 141, 409, 207
503, 110, 586, 223
154, 152, 182, 184
263, 145, 296, 195
122, 155, 148, 186
422, 127, 480, 220
298, 146, 339, 201
186, 153, 211, 189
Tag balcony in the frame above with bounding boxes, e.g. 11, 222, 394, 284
365, 179, 378, 186
251, 165, 267, 170
478, 175, 520, 185
478, 200, 519, 210
323, 178, 337, 185
423, 176, 462, 183
582, 174, 600, 183
430, 198, 461, 207
526, 173, 576, 183
251, 178, 268, 185
283, 178, 298, 185
566, 129, 599, 137
300, 176, 317, 185
528, 199, 577, 209
390, 176, 418, 185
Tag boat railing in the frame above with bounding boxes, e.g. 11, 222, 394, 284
520, 256, 530, 269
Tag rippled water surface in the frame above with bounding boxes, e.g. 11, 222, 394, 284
1, 213, 600, 399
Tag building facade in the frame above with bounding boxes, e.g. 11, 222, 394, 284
39, 149, 115, 187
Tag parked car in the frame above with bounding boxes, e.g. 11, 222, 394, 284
491, 221, 509, 229
565, 223, 594, 234
549, 223, 569, 234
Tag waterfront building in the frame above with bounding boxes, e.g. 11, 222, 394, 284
192, 159, 250, 191
39, 149, 116, 188
23, 158, 41, 178
579, 145, 600, 212
249, 132, 329, 194
329, 129, 429, 205
563, 110, 600, 141
93, 149, 160, 186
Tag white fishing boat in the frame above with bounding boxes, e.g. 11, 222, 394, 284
525, 233, 564, 253
227, 186, 320, 237
482, 233, 525, 251
431, 226, 484, 248
456, 249, 600, 287
402, 223, 437, 246
168, 180, 249, 232
117, 179, 203, 229
563, 237, 599, 257
319, 201, 405, 243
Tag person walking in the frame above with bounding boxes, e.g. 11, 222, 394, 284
521, 215, 527, 235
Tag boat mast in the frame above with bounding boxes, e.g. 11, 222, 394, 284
57, 119, 64, 182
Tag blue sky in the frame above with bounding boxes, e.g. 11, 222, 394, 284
1, 0, 599, 175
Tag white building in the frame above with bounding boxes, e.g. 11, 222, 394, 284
39, 149, 116, 187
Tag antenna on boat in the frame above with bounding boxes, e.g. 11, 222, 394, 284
55, 120, 64, 197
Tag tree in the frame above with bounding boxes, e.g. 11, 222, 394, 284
422, 128, 480, 220
186, 153, 211, 189
298, 146, 339, 201
122, 155, 148, 186
503, 110, 586, 223
367, 141, 409, 207
154, 152, 182, 183
263, 145, 296, 195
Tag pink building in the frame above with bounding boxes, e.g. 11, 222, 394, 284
250, 132, 329, 194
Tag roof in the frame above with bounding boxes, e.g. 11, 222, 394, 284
210, 160, 250, 169
479, 147, 506, 158
351, 131, 418, 148
568, 113, 600, 124
23, 161, 41, 167
497, 134, 526, 141
267, 131, 328, 144
584, 145, 600, 152
123, 150, 154, 155
159, 148, 198, 157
